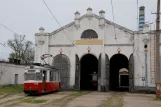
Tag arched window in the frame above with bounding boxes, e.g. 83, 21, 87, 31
81, 29, 98, 39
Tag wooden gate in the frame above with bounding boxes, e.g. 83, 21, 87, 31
53, 54, 70, 89
75, 54, 80, 90
129, 54, 134, 92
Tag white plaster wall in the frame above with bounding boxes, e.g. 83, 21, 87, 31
0, 63, 26, 85
105, 46, 133, 59
105, 24, 133, 45
74, 17, 104, 40
34, 12, 155, 88
48, 47, 75, 87
48, 45, 102, 87
35, 34, 49, 64
49, 25, 75, 44
134, 33, 155, 87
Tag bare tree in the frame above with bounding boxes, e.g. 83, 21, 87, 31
8, 35, 25, 59
8, 34, 35, 64
21, 42, 35, 64
0, 61, 7, 80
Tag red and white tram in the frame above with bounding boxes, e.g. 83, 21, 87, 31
24, 64, 61, 94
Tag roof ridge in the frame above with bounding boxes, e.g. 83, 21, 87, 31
51, 13, 134, 35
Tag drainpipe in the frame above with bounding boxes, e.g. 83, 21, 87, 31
101, 48, 105, 92
145, 49, 148, 87
100, 12, 106, 92
142, 24, 149, 87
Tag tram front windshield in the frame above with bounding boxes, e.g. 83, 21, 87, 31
25, 72, 42, 81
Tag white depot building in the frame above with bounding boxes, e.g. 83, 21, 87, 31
34, 7, 157, 92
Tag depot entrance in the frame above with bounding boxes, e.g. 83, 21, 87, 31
80, 54, 98, 90
110, 54, 129, 91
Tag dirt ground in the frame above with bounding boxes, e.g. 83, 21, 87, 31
0, 91, 161, 107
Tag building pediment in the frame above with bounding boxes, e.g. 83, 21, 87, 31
51, 13, 134, 35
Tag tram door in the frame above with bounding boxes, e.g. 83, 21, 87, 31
42, 70, 47, 92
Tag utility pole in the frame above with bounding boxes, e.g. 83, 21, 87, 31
156, 0, 160, 83
153, 0, 161, 99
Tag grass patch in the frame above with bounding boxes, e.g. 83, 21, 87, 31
22, 99, 48, 104
0, 85, 23, 94
5, 97, 36, 107
154, 98, 161, 101
99, 93, 124, 107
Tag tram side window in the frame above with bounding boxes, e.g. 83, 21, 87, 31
58, 72, 60, 81
53, 71, 56, 81
55, 72, 58, 81
56, 72, 58, 81
36, 72, 42, 80
50, 71, 54, 81
52, 71, 54, 81
57, 72, 59, 81
55, 72, 57, 81
42, 70, 47, 81
24, 73, 36, 80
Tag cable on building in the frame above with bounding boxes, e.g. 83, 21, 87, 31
42, 0, 88, 52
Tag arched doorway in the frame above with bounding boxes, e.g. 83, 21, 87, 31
110, 54, 129, 91
80, 54, 98, 90
52, 54, 70, 89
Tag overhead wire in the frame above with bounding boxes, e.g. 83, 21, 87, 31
0, 23, 18, 35
0, 25, 6, 60
42, 0, 74, 45
0, 25, 5, 47
42, 0, 87, 52
0, 22, 34, 61
0, 24, 7, 47
110, 0, 121, 52
0, 22, 35, 45
137, 0, 139, 31
42, 0, 76, 64
0, 25, 3, 58
110, 0, 117, 40
0, 22, 22, 47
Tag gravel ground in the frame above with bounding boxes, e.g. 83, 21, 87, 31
0, 91, 161, 107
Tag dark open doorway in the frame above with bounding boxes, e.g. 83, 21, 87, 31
80, 54, 98, 90
110, 54, 129, 91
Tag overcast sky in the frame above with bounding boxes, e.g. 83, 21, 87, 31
0, 0, 157, 60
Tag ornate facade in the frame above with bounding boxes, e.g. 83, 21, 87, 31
34, 8, 156, 92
